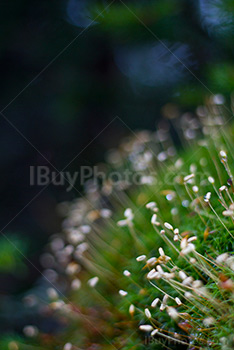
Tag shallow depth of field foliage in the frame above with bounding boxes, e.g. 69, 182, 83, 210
2, 96, 234, 349
1, 1, 234, 350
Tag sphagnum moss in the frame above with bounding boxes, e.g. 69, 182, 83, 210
10, 95, 234, 350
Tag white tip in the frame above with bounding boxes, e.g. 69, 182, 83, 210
124, 208, 134, 219
159, 247, 165, 256
151, 298, 160, 308
147, 257, 157, 266
145, 308, 151, 318
181, 243, 195, 255
136, 254, 146, 262
188, 236, 197, 243
151, 329, 159, 336
71, 278, 81, 290
47, 288, 58, 300
146, 202, 156, 209
175, 297, 182, 305
87, 276, 99, 288
117, 219, 127, 227
220, 150, 227, 158
123, 270, 131, 277
179, 271, 187, 280
164, 222, 173, 230
184, 174, 195, 183
63, 343, 73, 350
203, 316, 215, 327
151, 214, 157, 225
23, 325, 39, 338
204, 192, 211, 202
139, 325, 153, 332
119, 289, 128, 297
147, 269, 158, 280
216, 253, 229, 264
167, 306, 179, 320
129, 304, 135, 315
208, 176, 215, 184
162, 294, 169, 304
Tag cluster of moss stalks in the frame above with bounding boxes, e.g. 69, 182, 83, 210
3, 95, 234, 350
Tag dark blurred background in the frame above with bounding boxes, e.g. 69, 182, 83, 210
0, 0, 233, 315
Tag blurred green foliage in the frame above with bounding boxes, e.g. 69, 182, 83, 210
0, 235, 27, 274
0, 0, 233, 346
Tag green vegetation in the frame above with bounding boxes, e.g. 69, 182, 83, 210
0, 235, 27, 274
4, 96, 234, 349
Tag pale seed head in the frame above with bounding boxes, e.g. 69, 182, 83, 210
151, 298, 160, 308
167, 306, 179, 320
175, 297, 182, 305
164, 222, 173, 230
184, 174, 195, 183
145, 308, 151, 318
208, 176, 215, 184
87, 276, 99, 288
139, 325, 153, 332
136, 254, 146, 262
123, 270, 131, 277
119, 289, 128, 297
129, 304, 135, 316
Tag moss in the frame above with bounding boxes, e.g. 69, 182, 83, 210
13, 96, 234, 350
